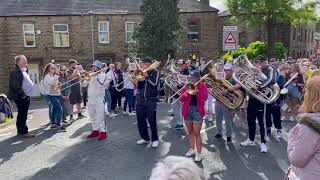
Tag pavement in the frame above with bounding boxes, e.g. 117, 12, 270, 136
0, 100, 297, 180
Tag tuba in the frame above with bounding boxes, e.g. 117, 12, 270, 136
233, 55, 280, 104
164, 59, 181, 99
202, 60, 244, 109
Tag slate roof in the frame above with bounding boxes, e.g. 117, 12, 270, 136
0, 0, 218, 17
218, 10, 230, 17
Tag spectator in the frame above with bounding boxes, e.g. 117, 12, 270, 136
106, 63, 118, 116
286, 77, 320, 180
8, 55, 34, 138
58, 65, 72, 122
149, 156, 203, 180
81, 74, 89, 109
115, 62, 124, 110
122, 65, 135, 115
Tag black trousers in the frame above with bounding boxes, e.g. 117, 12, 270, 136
116, 90, 122, 108
14, 96, 30, 135
82, 88, 88, 106
136, 97, 158, 141
266, 102, 282, 131
110, 87, 117, 111
247, 98, 266, 143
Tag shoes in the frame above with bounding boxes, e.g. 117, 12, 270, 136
185, 148, 195, 157
77, 114, 86, 119
87, 130, 99, 138
194, 153, 202, 162
109, 113, 117, 118
81, 106, 86, 109
281, 116, 286, 121
123, 111, 129, 115
174, 124, 184, 130
136, 139, 150, 145
51, 124, 59, 129
215, 134, 222, 139
152, 140, 159, 148
21, 133, 35, 138
276, 130, 283, 139
260, 143, 268, 153
129, 112, 136, 116
98, 132, 108, 141
240, 139, 256, 147
227, 137, 232, 143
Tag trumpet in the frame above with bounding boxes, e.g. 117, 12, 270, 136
171, 74, 209, 105
56, 66, 109, 92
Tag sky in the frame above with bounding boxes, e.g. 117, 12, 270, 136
209, 0, 320, 15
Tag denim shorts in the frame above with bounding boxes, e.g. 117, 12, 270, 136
287, 84, 301, 100
185, 106, 203, 122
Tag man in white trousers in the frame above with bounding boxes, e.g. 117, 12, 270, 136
87, 60, 110, 141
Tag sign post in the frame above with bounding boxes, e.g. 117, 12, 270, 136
223, 26, 238, 52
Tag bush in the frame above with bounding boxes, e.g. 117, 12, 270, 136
245, 41, 267, 60
221, 47, 246, 61
274, 42, 287, 60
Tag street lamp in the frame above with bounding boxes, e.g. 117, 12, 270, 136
88, 11, 94, 62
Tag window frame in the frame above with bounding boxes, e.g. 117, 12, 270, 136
187, 23, 201, 42
52, 24, 70, 47
126, 22, 136, 43
98, 21, 110, 44
23, 23, 36, 47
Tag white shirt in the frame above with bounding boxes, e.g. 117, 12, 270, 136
88, 73, 110, 98
21, 68, 34, 96
123, 72, 134, 89
106, 70, 116, 87
43, 74, 60, 96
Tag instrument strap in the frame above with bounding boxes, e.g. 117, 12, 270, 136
97, 74, 108, 86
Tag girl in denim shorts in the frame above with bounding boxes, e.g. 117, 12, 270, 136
180, 70, 208, 162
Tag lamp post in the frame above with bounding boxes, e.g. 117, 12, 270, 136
88, 11, 94, 62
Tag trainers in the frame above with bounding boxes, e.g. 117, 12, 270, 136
240, 139, 256, 147
174, 124, 184, 130
276, 130, 283, 139
185, 148, 195, 157
136, 139, 150, 145
98, 132, 108, 141
128, 112, 136, 116
281, 116, 286, 121
87, 130, 99, 138
265, 136, 270, 142
260, 143, 268, 153
215, 134, 222, 139
123, 111, 129, 115
109, 113, 117, 118
152, 140, 159, 148
227, 137, 232, 143
194, 153, 202, 162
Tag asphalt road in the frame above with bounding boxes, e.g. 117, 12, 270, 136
0, 100, 296, 180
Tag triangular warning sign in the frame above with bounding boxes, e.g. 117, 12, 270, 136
224, 32, 236, 44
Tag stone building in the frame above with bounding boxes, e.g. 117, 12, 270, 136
0, 0, 219, 95
218, 10, 316, 59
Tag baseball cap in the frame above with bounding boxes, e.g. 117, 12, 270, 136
189, 70, 201, 80
224, 62, 233, 70
254, 55, 267, 61
92, 60, 103, 69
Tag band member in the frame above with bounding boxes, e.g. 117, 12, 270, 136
67, 60, 85, 120
215, 63, 237, 143
136, 58, 160, 148
181, 70, 208, 162
8, 55, 35, 138
87, 60, 110, 141
172, 59, 189, 130
240, 55, 276, 153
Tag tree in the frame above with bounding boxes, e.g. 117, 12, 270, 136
134, 0, 181, 61
274, 42, 287, 60
245, 41, 267, 60
227, 0, 318, 57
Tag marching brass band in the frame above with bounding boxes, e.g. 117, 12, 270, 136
39, 53, 319, 161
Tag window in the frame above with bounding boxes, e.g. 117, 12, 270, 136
293, 28, 296, 41
187, 23, 201, 41
23, 24, 35, 47
98, 21, 110, 43
126, 22, 136, 43
53, 24, 69, 47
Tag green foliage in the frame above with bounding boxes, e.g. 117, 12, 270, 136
245, 41, 267, 59
134, 0, 181, 61
221, 47, 246, 61
274, 42, 287, 60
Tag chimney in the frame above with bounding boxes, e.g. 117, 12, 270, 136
199, 0, 209, 5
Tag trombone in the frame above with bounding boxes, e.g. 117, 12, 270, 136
115, 72, 137, 91
170, 74, 209, 105
134, 60, 161, 81
56, 66, 109, 92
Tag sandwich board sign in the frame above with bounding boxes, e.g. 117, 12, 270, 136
223, 26, 238, 51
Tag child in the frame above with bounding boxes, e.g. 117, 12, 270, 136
180, 70, 208, 162
87, 60, 110, 141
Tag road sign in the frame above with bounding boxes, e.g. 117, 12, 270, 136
223, 26, 238, 51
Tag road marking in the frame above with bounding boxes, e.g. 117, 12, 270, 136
0, 133, 13, 137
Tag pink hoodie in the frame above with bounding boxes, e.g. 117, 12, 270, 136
180, 82, 208, 118
287, 112, 320, 180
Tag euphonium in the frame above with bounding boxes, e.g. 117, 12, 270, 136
202, 60, 244, 109
233, 54, 280, 104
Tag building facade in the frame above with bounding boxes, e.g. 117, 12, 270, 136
0, 0, 218, 95
218, 11, 316, 59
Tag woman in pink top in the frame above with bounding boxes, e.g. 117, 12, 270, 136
286, 77, 320, 180
180, 70, 208, 162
